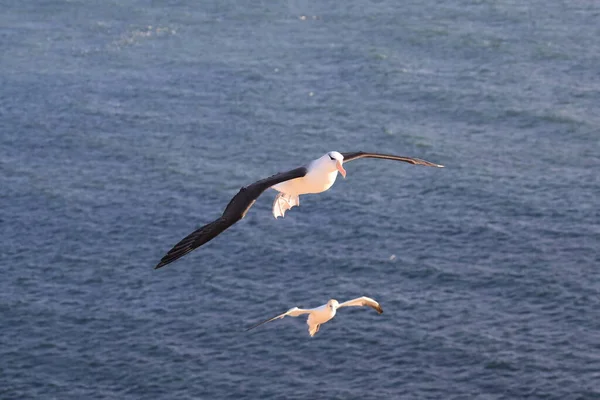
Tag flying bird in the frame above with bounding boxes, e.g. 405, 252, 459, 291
246, 296, 384, 337
154, 151, 443, 269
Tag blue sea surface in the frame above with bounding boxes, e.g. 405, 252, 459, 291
1, 1, 599, 399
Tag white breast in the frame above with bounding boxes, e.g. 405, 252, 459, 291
273, 169, 338, 196
309, 305, 337, 325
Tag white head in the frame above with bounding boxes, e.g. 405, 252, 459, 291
327, 299, 340, 310
318, 151, 346, 178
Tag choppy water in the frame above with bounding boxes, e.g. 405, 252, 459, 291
2, 1, 599, 399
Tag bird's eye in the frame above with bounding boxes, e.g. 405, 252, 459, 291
329, 155, 335, 160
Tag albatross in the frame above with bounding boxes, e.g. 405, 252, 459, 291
246, 296, 384, 337
154, 151, 443, 269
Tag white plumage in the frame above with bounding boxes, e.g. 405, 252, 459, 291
246, 296, 384, 337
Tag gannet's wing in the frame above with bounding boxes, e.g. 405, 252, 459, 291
337, 296, 384, 314
246, 307, 312, 332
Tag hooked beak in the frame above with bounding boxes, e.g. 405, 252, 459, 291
336, 160, 346, 178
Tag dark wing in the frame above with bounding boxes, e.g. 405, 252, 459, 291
221, 166, 308, 220
341, 152, 444, 168
245, 311, 288, 332
154, 218, 232, 269
154, 166, 308, 269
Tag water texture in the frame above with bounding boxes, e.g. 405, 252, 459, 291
1, 1, 599, 399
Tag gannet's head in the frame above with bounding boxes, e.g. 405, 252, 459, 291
327, 299, 340, 310
322, 151, 346, 178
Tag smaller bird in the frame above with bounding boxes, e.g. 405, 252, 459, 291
246, 296, 384, 337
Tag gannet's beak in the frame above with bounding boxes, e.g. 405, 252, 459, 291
336, 160, 346, 178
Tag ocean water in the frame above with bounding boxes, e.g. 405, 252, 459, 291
1, 1, 599, 399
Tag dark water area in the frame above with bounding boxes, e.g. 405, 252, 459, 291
1, 1, 599, 399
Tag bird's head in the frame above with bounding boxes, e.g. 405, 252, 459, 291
322, 151, 346, 178
327, 299, 340, 310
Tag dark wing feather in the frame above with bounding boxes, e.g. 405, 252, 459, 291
221, 166, 308, 220
154, 166, 308, 269
245, 311, 287, 332
341, 152, 444, 168
154, 218, 232, 269
368, 302, 384, 314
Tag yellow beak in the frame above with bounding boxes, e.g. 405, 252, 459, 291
336, 160, 346, 178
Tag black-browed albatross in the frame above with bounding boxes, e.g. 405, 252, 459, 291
154, 151, 443, 269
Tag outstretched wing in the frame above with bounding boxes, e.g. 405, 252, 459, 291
246, 307, 312, 332
154, 166, 308, 269
341, 152, 444, 168
154, 218, 232, 269
221, 167, 308, 220
337, 296, 384, 314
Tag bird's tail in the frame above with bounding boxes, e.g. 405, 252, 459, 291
272, 193, 299, 219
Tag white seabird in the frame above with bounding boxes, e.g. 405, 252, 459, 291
246, 296, 384, 337
154, 151, 443, 269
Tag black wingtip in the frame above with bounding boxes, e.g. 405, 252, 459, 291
154, 259, 170, 270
